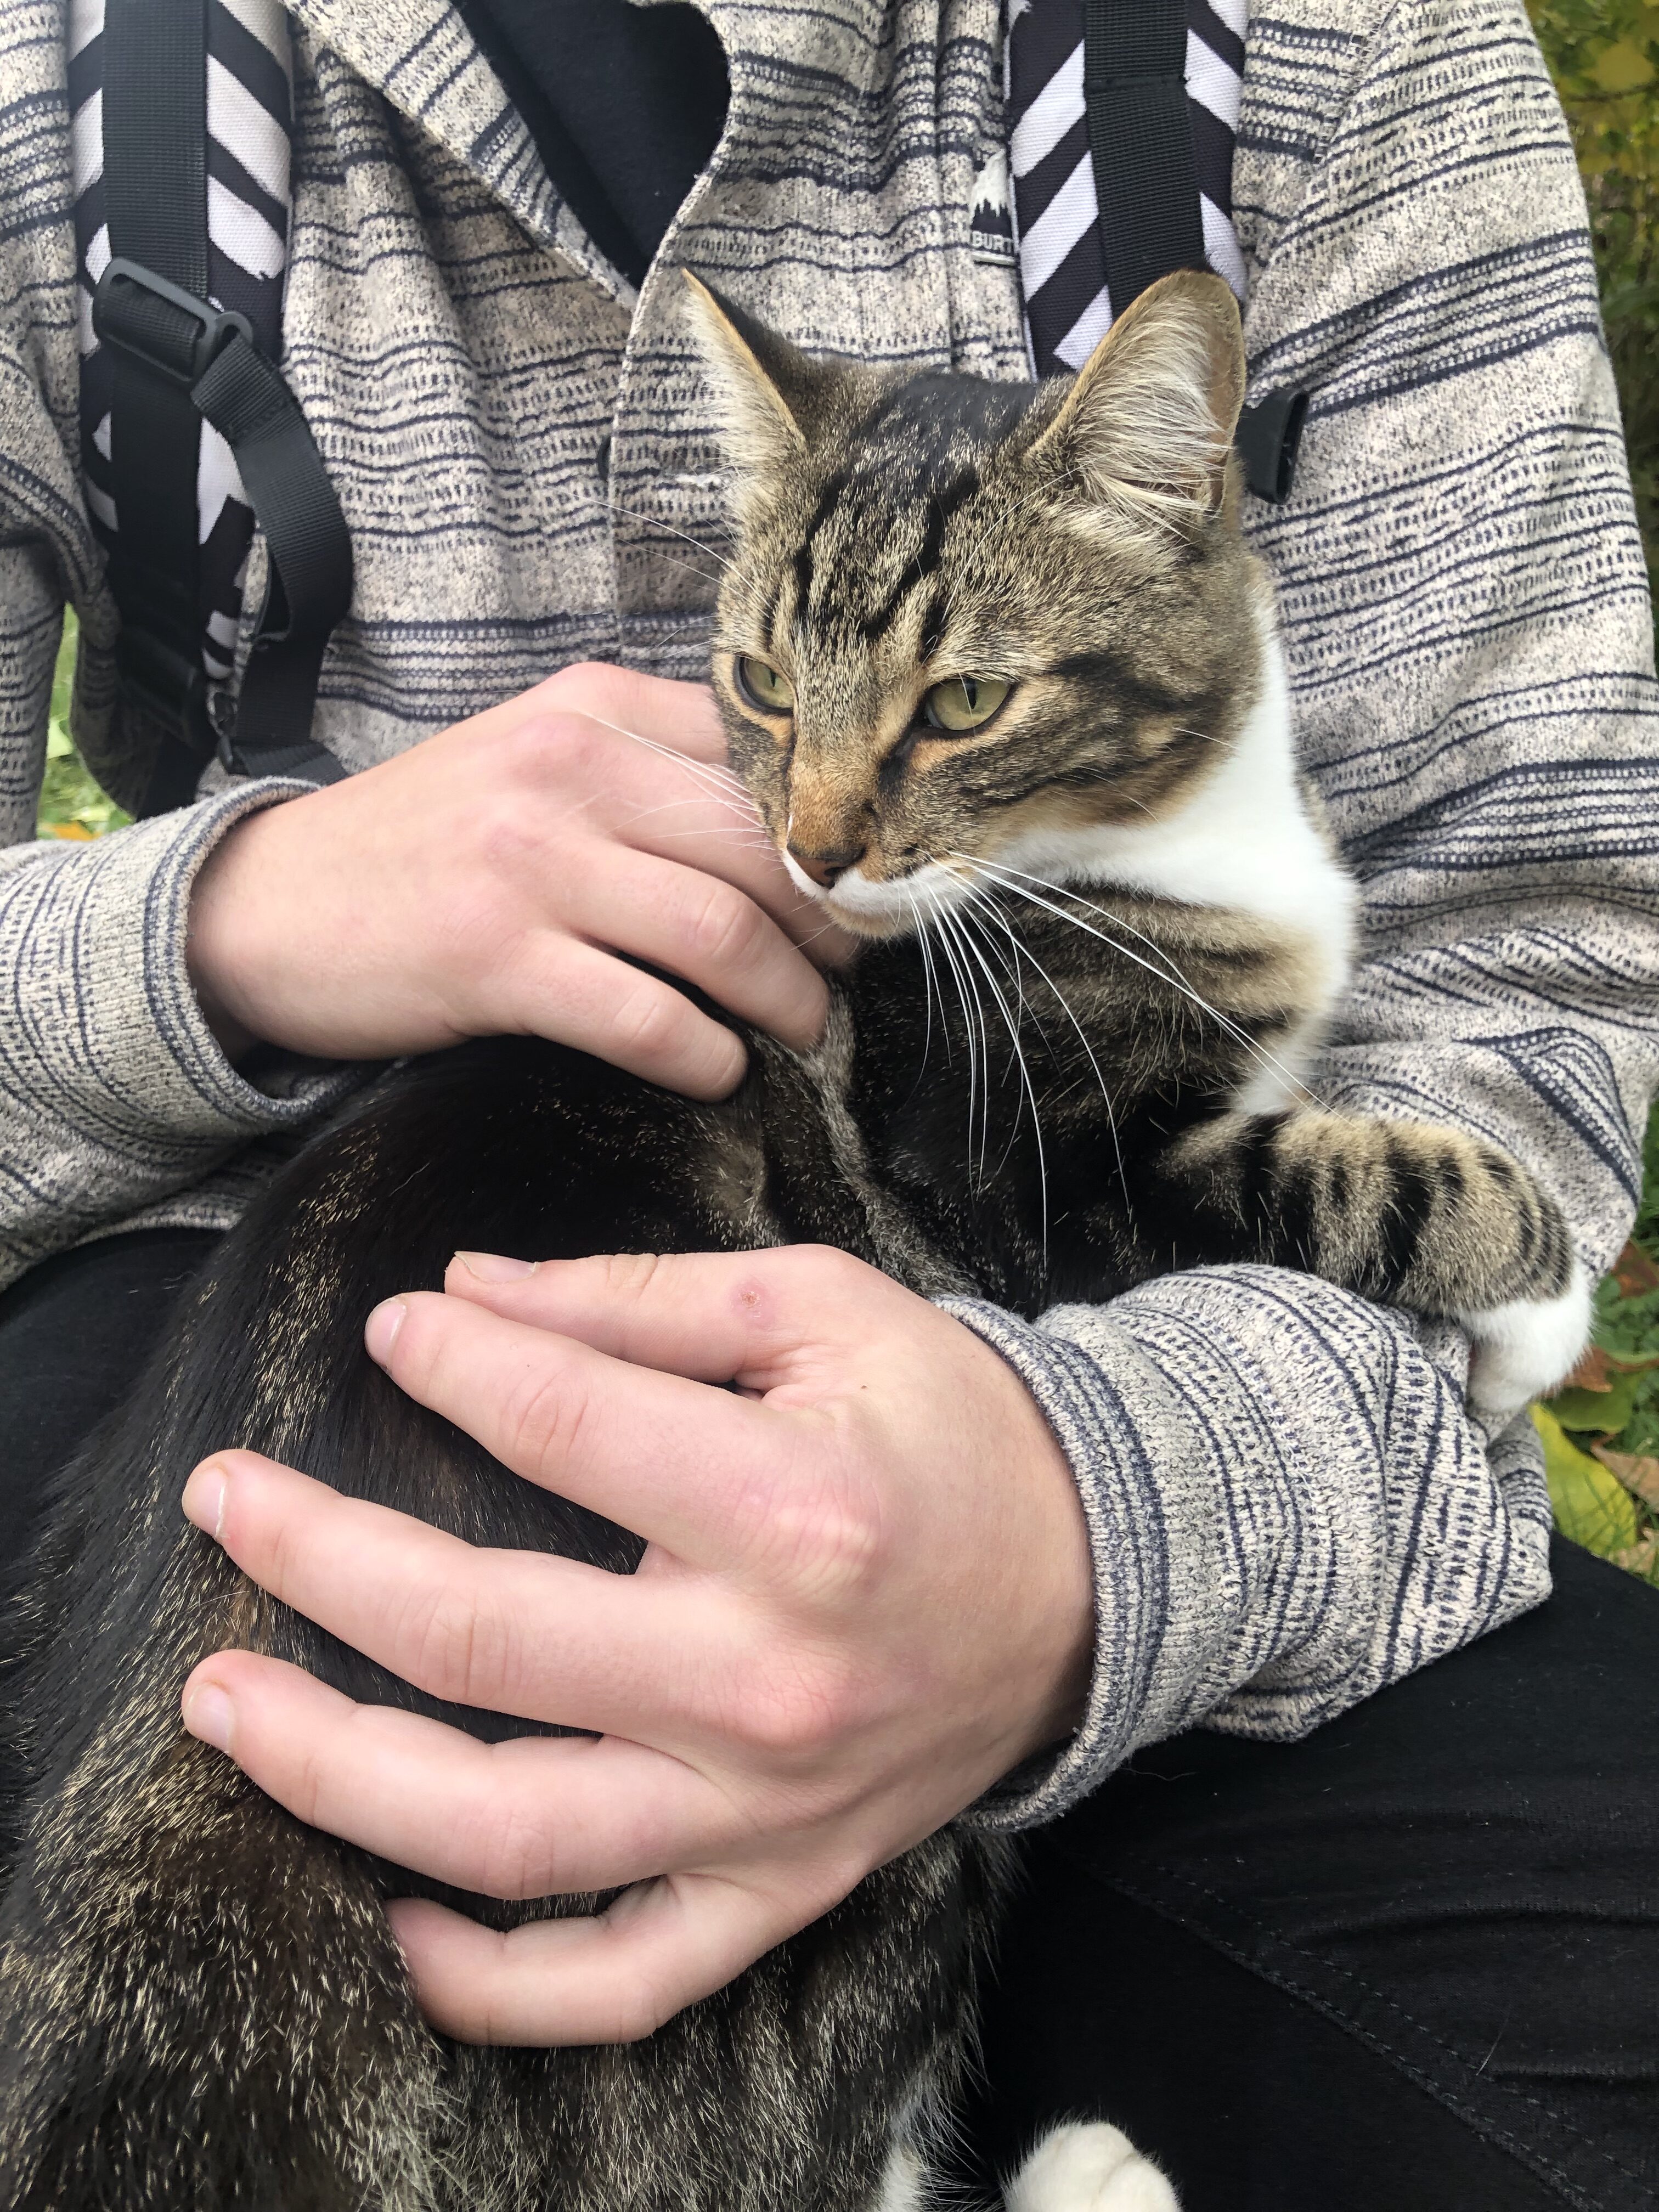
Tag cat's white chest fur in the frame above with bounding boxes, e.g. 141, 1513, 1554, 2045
994, 625, 1358, 1111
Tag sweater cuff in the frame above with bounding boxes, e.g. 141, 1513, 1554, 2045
2, 781, 358, 1281
941, 1294, 1244, 1829
941, 1268, 1552, 1831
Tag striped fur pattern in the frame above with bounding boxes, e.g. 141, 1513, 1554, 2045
0, 272, 1592, 2211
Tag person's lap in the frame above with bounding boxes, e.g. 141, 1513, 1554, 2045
955, 1533, 1659, 2210
5, 1231, 1656, 2210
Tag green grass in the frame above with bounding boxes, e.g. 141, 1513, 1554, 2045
35, 610, 128, 841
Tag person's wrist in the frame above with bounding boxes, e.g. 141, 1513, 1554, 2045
979, 1348, 1096, 1765
187, 808, 286, 1062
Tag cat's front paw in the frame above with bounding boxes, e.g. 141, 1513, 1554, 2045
1459, 1254, 1593, 1419
1005, 2120, 1182, 2212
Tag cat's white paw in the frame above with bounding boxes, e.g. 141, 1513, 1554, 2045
1459, 1254, 1593, 1418
1005, 2120, 1182, 2212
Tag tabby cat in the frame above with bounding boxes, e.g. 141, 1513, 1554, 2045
0, 270, 1588, 2212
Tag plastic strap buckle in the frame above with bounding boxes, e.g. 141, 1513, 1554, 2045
93, 258, 253, 390
1236, 388, 1310, 505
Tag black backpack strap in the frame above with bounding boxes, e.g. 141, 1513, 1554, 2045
1079, 0, 1306, 501
1082, 0, 1206, 320
94, 0, 351, 812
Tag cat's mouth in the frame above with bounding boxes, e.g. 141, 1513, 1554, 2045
788, 854, 978, 939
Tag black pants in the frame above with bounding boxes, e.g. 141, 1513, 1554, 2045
4, 1232, 1657, 2210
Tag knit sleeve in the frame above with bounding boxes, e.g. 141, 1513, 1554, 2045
955, 0, 1659, 1827
0, 768, 353, 1290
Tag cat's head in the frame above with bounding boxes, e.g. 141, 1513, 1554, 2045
685, 269, 1271, 938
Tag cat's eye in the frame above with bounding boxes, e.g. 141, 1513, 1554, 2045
922, 674, 1011, 733
735, 656, 795, 714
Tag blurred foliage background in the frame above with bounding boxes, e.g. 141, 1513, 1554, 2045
1530, 0, 1658, 610
30, 4, 1659, 1579
35, 611, 125, 839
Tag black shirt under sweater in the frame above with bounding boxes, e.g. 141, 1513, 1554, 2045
454, 0, 730, 287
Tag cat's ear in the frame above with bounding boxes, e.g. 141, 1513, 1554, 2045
1025, 270, 1245, 543
682, 270, 815, 479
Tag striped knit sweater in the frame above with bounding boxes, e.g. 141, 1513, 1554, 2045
1, 0, 1655, 1826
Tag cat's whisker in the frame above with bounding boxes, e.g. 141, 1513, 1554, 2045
955, 902, 1050, 1244
935, 903, 994, 1187
960, 881, 1135, 1224
921, 897, 979, 1176
915, 887, 986, 1184
901, 886, 938, 1084
630, 810, 776, 851
1054, 877, 1313, 1103
960, 854, 1311, 1105
585, 493, 735, 571
988, 858, 1293, 1092
793, 915, 853, 956
616, 793, 769, 837
963, 852, 1242, 1047
648, 821, 774, 844
625, 544, 729, 592
576, 714, 755, 810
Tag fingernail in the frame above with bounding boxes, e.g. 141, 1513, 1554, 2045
182, 1460, 229, 1541
364, 1297, 408, 1365
183, 1681, 235, 1754
454, 1251, 537, 1282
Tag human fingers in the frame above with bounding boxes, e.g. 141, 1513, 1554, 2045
487, 661, 731, 767
543, 712, 848, 963
358, 1299, 809, 1567
552, 839, 826, 1051
441, 1244, 910, 1389
486, 930, 751, 1098
386, 1870, 824, 2045
180, 1449, 741, 1729
178, 1651, 741, 1896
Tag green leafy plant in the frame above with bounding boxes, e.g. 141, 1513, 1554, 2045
1536, 1103, 1659, 1583
1529, 0, 1659, 616
35, 611, 129, 841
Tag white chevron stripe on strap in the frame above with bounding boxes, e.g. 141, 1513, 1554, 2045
1009, 39, 1084, 178
1007, 0, 1247, 378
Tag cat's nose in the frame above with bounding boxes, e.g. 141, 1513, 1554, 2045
788, 840, 866, 889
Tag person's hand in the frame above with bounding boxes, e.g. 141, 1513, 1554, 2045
177, 1246, 1094, 2045
188, 664, 845, 1097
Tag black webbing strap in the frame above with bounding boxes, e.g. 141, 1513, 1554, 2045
94, 0, 350, 812
192, 338, 353, 780
1080, 0, 1306, 501
1082, 0, 1205, 323
100, 0, 212, 812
